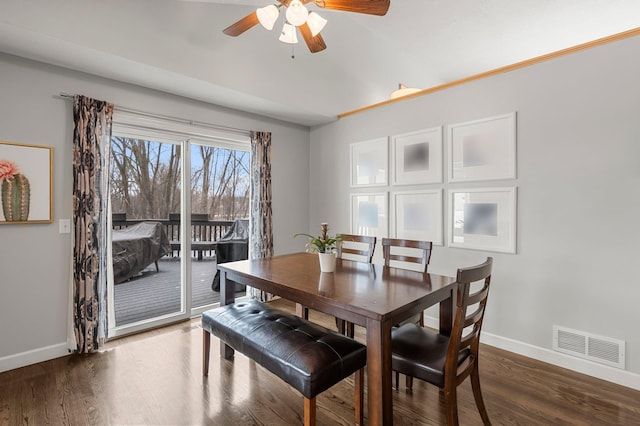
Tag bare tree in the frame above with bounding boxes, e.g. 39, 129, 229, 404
110, 137, 132, 213
110, 137, 248, 221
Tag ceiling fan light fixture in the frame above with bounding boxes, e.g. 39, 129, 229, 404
279, 22, 298, 44
307, 12, 327, 36
286, 0, 309, 26
257, 4, 279, 31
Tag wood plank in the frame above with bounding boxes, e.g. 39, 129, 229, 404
1, 299, 639, 425
113, 257, 236, 325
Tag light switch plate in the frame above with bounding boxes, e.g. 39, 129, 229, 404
59, 219, 71, 234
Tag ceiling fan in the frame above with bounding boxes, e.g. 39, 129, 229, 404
223, 0, 390, 53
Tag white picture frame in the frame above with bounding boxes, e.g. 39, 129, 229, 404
448, 187, 517, 253
391, 190, 443, 245
391, 127, 442, 185
350, 192, 388, 238
350, 138, 388, 187
447, 112, 516, 182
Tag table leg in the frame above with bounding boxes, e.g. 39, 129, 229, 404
366, 318, 394, 425
219, 269, 235, 360
439, 286, 456, 336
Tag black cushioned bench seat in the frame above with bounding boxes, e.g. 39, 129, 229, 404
202, 299, 366, 426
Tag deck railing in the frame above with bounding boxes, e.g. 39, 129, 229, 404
112, 213, 235, 258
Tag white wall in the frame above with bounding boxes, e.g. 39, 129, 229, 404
309, 35, 640, 386
0, 53, 310, 371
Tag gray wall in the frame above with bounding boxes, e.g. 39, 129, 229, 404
2, 33, 639, 389
0, 53, 310, 368
309, 35, 640, 380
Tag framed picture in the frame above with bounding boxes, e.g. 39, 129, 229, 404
0, 141, 53, 224
448, 187, 516, 253
350, 192, 388, 237
391, 127, 442, 185
350, 138, 388, 187
447, 112, 516, 182
392, 190, 443, 245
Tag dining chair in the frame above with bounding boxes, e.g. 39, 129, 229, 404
391, 257, 493, 426
381, 238, 433, 326
381, 237, 432, 273
298, 234, 376, 339
335, 234, 377, 336
337, 234, 377, 263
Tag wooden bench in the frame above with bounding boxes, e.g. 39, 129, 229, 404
202, 299, 366, 426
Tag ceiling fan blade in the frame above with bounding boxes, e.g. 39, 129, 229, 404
307, 0, 390, 16
299, 23, 327, 53
223, 11, 260, 36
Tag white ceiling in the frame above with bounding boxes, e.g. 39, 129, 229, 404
1, 0, 639, 126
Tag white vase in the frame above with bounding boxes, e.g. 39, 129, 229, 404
318, 252, 336, 273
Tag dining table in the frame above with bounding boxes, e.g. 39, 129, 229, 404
217, 252, 457, 426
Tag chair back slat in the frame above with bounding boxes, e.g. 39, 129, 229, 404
459, 325, 480, 349
381, 238, 432, 273
464, 307, 484, 328
465, 280, 490, 306
337, 234, 376, 263
457, 260, 493, 284
462, 279, 490, 330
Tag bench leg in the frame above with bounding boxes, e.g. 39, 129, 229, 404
203, 330, 211, 376
304, 396, 316, 426
355, 368, 364, 426
406, 375, 414, 389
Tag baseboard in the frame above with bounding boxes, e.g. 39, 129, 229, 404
424, 316, 640, 391
4, 320, 640, 392
0, 342, 69, 373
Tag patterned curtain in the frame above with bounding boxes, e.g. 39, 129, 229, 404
248, 131, 274, 302
71, 95, 113, 353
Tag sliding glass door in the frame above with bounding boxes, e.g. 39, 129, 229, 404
108, 135, 188, 336
106, 118, 251, 337
189, 140, 250, 315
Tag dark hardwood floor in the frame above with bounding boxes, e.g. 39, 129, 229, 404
2, 299, 639, 425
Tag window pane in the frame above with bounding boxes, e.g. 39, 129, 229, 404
110, 136, 184, 326
190, 143, 249, 310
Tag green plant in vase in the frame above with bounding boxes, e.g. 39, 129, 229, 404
295, 223, 342, 272
294, 222, 341, 253
0, 160, 31, 222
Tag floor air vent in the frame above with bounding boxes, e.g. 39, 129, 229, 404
553, 326, 625, 369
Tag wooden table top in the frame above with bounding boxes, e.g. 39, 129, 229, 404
218, 252, 456, 325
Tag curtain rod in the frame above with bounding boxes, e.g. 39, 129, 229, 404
58, 92, 251, 137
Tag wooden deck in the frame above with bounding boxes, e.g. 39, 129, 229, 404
113, 255, 243, 326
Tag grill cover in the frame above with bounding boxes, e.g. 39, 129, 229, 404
112, 221, 171, 284
212, 219, 249, 291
